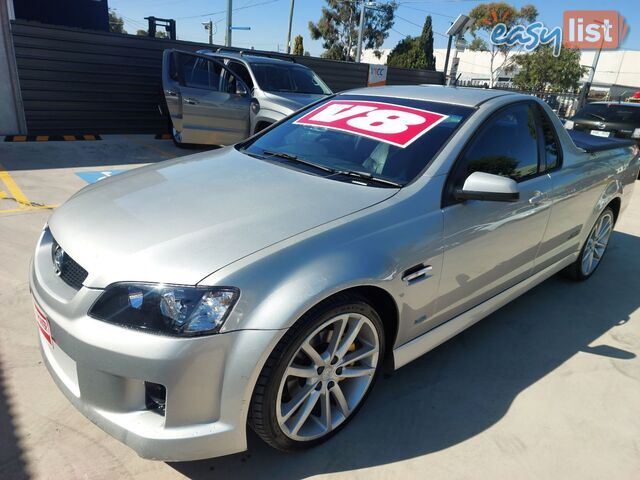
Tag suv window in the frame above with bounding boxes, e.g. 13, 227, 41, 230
227, 61, 254, 90
536, 105, 561, 170
250, 64, 331, 95
180, 56, 222, 90
457, 103, 539, 183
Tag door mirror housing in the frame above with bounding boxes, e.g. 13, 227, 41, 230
454, 171, 519, 202
236, 82, 249, 96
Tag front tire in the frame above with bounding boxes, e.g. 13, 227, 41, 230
249, 294, 385, 452
171, 126, 186, 148
563, 207, 615, 281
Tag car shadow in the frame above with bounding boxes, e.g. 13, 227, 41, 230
0, 357, 30, 480
0, 136, 216, 172
171, 230, 640, 479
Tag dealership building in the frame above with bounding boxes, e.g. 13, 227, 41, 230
363, 48, 640, 94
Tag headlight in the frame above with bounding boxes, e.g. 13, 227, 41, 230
564, 120, 574, 130
89, 283, 239, 336
632, 128, 640, 139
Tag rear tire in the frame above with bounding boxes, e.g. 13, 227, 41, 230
562, 207, 615, 281
249, 294, 385, 452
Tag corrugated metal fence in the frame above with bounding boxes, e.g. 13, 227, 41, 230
11, 21, 444, 135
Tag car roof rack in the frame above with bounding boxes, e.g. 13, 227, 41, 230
214, 47, 296, 63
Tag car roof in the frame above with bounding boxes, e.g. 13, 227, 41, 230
200, 50, 299, 66
342, 85, 521, 107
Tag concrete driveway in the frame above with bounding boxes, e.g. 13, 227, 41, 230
1, 136, 639, 479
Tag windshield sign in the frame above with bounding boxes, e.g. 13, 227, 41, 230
293, 100, 449, 148
239, 95, 473, 186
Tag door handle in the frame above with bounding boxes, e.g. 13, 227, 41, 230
164, 89, 178, 97
184, 97, 199, 105
529, 191, 547, 205
402, 265, 433, 285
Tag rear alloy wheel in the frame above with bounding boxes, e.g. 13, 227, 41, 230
564, 207, 615, 281
250, 296, 384, 451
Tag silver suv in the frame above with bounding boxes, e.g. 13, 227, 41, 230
162, 49, 332, 146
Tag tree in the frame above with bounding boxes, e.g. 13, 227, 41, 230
293, 35, 304, 56
511, 46, 586, 92
468, 2, 538, 87
387, 15, 435, 69
136, 29, 167, 39
108, 9, 126, 34
309, 0, 397, 61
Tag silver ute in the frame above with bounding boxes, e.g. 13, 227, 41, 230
32, 85, 639, 461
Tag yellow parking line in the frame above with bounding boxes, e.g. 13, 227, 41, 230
63, 135, 76, 141
12, 135, 27, 142
0, 165, 30, 207
0, 205, 57, 215
36, 135, 48, 141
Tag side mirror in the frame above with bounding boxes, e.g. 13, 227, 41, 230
454, 171, 519, 202
236, 82, 249, 96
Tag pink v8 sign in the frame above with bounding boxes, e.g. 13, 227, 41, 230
293, 100, 449, 148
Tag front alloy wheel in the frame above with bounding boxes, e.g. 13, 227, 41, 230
250, 295, 384, 451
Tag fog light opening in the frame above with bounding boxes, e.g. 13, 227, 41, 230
145, 381, 166, 415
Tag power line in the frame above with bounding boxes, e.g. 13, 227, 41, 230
176, 0, 282, 20
398, 4, 455, 19
395, 14, 448, 37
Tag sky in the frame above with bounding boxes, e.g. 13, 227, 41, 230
107, 0, 640, 56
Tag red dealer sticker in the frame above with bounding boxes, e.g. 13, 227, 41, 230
293, 100, 449, 148
34, 302, 53, 346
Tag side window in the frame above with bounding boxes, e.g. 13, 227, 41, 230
228, 61, 254, 90
536, 105, 561, 170
180, 55, 222, 91
455, 103, 540, 185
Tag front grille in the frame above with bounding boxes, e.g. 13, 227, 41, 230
51, 240, 88, 290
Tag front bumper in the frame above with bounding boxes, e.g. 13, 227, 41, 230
30, 231, 284, 461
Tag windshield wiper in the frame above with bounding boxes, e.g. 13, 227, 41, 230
333, 169, 403, 188
586, 112, 606, 121
261, 150, 334, 173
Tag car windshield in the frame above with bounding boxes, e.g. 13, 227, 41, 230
576, 104, 640, 123
250, 63, 332, 95
238, 95, 474, 186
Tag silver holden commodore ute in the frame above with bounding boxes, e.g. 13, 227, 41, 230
30, 85, 639, 461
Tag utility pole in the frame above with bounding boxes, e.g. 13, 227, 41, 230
225, 0, 232, 47
355, 1, 366, 63
285, 0, 295, 54
202, 19, 213, 45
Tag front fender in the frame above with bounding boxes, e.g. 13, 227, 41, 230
199, 182, 445, 347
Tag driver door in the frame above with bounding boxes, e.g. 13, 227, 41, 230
428, 102, 555, 329
162, 50, 251, 145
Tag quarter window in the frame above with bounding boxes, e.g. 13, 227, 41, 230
536, 106, 561, 170
458, 103, 540, 183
